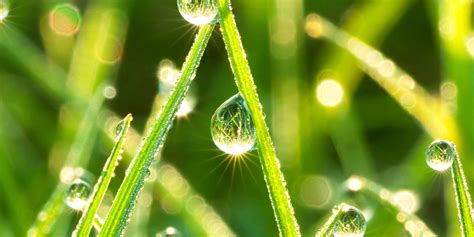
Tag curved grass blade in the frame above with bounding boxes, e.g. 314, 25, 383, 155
99, 24, 215, 236
74, 114, 133, 237
217, 0, 300, 235
346, 176, 436, 236
305, 14, 458, 142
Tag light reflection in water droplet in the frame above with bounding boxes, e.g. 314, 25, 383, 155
177, 0, 218, 26
211, 93, 256, 155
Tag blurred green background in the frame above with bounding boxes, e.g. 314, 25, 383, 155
0, 0, 472, 236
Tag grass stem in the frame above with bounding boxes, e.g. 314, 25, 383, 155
218, 0, 300, 235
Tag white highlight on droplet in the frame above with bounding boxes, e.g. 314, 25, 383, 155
177, 0, 218, 26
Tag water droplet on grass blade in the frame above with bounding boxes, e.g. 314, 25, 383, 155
177, 0, 218, 26
115, 118, 127, 137
0, 0, 10, 21
211, 94, 256, 155
65, 179, 91, 210
333, 204, 366, 237
425, 139, 455, 171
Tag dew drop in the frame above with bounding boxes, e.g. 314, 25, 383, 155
425, 139, 455, 171
0, 0, 10, 22
145, 168, 151, 179
211, 93, 256, 155
65, 179, 91, 210
177, 0, 217, 26
115, 119, 126, 137
333, 205, 366, 237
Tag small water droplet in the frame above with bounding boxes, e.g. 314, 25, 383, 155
145, 169, 151, 179
426, 139, 455, 171
156, 227, 181, 237
65, 179, 91, 210
177, 0, 217, 26
115, 119, 126, 137
0, 0, 10, 21
211, 93, 256, 155
333, 205, 366, 237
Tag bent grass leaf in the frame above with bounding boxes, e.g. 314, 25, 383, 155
74, 114, 133, 237
99, 24, 215, 236
305, 14, 458, 142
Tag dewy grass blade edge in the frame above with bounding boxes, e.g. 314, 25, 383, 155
217, 0, 300, 236
451, 150, 474, 236
74, 114, 133, 237
99, 24, 215, 236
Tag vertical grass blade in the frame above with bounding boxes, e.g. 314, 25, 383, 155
74, 114, 132, 237
99, 24, 215, 236
451, 149, 474, 236
217, 0, 300, 235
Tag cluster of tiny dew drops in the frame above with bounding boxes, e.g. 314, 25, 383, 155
177, 0, 218, 26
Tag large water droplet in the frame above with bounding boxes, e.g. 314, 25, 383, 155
0, 0, 10, 21
65, 179, 91, 210
333, 205, 366, 237
177, 0, 217, 26
211, 93, 256, 155
426, 139, 455, 171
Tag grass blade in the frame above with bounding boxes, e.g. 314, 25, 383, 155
450, 146, 474, 236
74, 114, 132, 237
305, 14, 458, 141
99, 24, 215, 236
217, 0, 300, 235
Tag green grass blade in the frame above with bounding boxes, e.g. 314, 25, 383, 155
0, 27, 70, 103
28, 187, 66, 237
99, 24, 215, 236
306, 15, 458, 141
74, 114, 133, 237
451, 149, 474, 236
217, 0, 300, 235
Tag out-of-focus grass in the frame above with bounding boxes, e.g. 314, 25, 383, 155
0, 0, 472, 236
